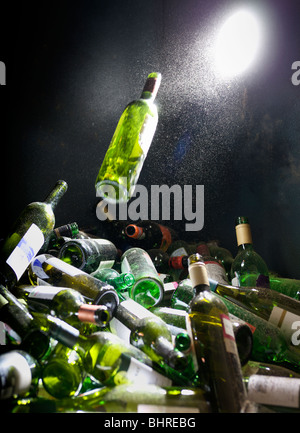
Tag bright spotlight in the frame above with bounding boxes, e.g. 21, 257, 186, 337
215, 9, 261, 77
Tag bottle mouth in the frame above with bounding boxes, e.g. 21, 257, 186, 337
125, 224, 143, 239
131, 277, 164, 308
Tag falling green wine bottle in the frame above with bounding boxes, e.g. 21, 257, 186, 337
95, 72, 161, 203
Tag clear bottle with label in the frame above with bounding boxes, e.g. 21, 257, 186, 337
58, 238, 117, 274
231, 216, 270, 288
95, 72, 161, 203
0, 180, 68, 288
120, 247, 164, 308
28, 254, 119, 316
196, 243, 229, 285
109, 298, 188, 370
207, 240, 234, 281
186, 253, 248, 413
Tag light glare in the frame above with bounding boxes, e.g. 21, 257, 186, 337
215, 10, 261, 77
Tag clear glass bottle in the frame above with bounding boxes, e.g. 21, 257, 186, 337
0, 180, 68, 287
28, 254, 119, 316
121, 247, 164, 308
207, 240, 234, 281
95, 72, 161, 203
187, 253, 248, 413
58, 238, 117, 274
231, 216, 270, 288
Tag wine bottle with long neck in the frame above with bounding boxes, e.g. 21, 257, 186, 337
125, 220, 178, 252
186, 253, 248, 413
231, 216, 270, 288
0, 180, 68, 288
95, 72, 161, 204
28, 254, 119, 317
11, 285, 110, 330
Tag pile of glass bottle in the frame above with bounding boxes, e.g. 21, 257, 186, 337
1, 180, 300, 413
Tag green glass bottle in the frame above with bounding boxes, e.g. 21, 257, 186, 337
207, 240, 234, 281
186, 253, 248, 413
28, 254, 119, 316
109, 298, 188, 370
95, 72, 161, 203
0, 350, 40, 400
242, 360, 300, 378
121, 247, 164, 308
0, 285, 50, 360
147, 248, 188, 280
212, 291, 300, 372
91, 267, 135, 299
0, 180, 68, 288
150, 305, 253, 367
45, 222, 79, 255
6, 383, 212, 413
56, 383, 212, 413
208, 278, 300, 352
230, 216, 270, 288
11, 285, 110, 329
58, 238, 117, 274
36, 316, 172, 398
125, 221, 177, 252
269, 276, 300, 300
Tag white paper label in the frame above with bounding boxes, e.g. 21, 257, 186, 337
248, 375, 300, 408
170, 247, 188, 257
6, 224, 45, 280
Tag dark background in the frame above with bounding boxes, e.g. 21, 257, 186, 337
1, 0, 300, 278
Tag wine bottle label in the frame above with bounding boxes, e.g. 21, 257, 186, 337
0, 321, 6, 345
46, 256, 85, 276
27, 286, 64, 300
6, 224, 45, 280
220, 314, 238, 355
137, 404, 200, 413
115, 354, 172, 387
269, 306, 300, 347
247, 375, 300, 408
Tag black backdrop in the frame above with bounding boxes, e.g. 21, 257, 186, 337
1, 0, 300, 278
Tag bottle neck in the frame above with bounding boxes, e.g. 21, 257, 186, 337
140, 73, 161, 101
188, 261, 210, 293
44, 180, 68, 210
